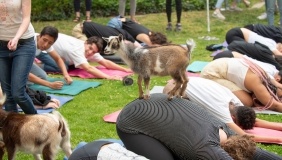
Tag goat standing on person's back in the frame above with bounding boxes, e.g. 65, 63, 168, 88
103, 34, 196, 100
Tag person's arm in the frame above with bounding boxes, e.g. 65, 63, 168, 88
254, 118, 282, 131
7, 0, 31, 51
227, 123, 282, 143
28, 73, 64, 90
272, 49, 282, 56
98, 59, 132, 72
48, 50, 73, 85
78, 63, 122, 80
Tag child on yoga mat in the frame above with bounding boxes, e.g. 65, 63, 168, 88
35, 30, 131, 81
164, 77, 282, 143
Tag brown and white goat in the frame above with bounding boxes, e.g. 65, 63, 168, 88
103, 34, 196, 100
0, 94, 72, 160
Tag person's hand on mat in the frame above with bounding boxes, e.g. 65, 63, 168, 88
49, 81, 64, 90
124, 68, 132, 73
42, 99, 60, 109
107, 75, 123, 81
64, 75, 73, 85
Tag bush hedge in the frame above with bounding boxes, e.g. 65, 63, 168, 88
32, 0, 217, 21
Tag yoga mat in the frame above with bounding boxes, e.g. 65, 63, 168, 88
150, 86, 164, 94
3, 94, 73, 114
103, 110, 121, 123
222, 41, 228, 47
29, 77, 101, 96
187, 61, 210, 72
245, 127, 282, 144
254, 109, 282, 115
210, 50, 222, 57
68, 66, 133, 79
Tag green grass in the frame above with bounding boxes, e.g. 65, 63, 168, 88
14, 0, 282, 159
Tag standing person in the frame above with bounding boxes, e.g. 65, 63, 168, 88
119, 0, 138, 23
213, 0, 243, 20
0, 0, 37, 114
266, 0, 282, 26
73, 0, 92, 22
165, 0, 182, 31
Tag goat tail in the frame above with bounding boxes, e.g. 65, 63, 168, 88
52, 111, 70, 138
185, 38, 196, 61
0, 94, 6, 106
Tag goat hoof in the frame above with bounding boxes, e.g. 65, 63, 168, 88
144, 95, 150, 100
139, 96, 144, 99
167, 96, 173, 101
182, 96, 190, 100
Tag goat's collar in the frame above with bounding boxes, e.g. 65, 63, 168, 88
0, 116, 7, 129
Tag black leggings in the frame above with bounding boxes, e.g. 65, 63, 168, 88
225, 27, 245, 44
213, 50, 234, 60
244, 24, 254, 31
166, 0, 182, 23
74, 0, 92, 12
117, 127, 180, 160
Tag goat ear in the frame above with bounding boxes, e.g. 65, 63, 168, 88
102, 37, 109, 42
118, 34, 123, 41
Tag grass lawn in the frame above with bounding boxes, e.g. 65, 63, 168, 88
13, 0, 282, 159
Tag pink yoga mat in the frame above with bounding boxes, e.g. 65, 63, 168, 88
103, 110, 121, 123
68, 66, 133, 79
168, 72, 200, 83
245, 127, 282, 144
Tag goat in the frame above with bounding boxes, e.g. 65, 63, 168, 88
103, 34, 196, 100
0, 94, 72, 160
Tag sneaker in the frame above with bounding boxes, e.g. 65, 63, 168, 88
257, 12, 267, 20
230, 6, 243, 12
174, 24, 182, 31
166, 23, 172, 31
212, 11, 226, 20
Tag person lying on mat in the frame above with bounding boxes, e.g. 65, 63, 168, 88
163, 77, 282, 143
200, 57, 282, 112
225, 27, 282, 56
244, 23, 282, 44
36, 33, 131, 80
72, 21, 141, 52
214, 54, 282, 87
116, 93, 282, 159
215, 40, 282, 70
107, 16, 170, 46
30, 26, 73, 85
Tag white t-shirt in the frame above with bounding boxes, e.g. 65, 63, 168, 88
186, 77, 243, 123
34, 33, 54, 56
243, 55, 278, 79
248, 32, 277, 52
52, 33, 104, 67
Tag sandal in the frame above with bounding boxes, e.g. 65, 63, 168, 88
85, 16, 92, 22
73, 17, 80, 22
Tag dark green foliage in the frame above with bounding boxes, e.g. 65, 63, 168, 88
31, 0, 218, 21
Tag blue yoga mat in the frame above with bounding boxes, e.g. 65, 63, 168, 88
186, 61, 210, 73
3, 94, 73, 114
29, 77, 102, 96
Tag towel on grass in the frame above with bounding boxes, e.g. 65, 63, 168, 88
29, 77, 101, 96
187, 61, 209, 72
68, 66, 133, 79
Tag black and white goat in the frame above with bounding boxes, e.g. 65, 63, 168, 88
0, 94, 72, 160
103, 34, 196, 100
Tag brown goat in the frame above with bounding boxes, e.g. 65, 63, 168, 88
103, 34, 196, 100
0, 94, 72, 160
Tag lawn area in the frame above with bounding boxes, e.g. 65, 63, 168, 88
14, 0, 282, 159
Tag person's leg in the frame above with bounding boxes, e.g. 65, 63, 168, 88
10, 40, 37, 114
266, 0, 275, 25
73, 0, 81, 22
225, 28, 245, 44
166, 0, 173, 30
85, 0, 92, 22
213, 50, 234, 60
129, 0, 137, 21
72, 23, 88, 41
36, 52, 68, 73
117, 128, 177, 160
213, 0, 226, 20
27, 63, 48, 86
277, 0, 282, 26
174, 0, 182, 31
253, 147, 282, 159
119, 0, 126, 17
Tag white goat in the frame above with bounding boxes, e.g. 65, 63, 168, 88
103, 34, 196, 100
0, 94, 72, 160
